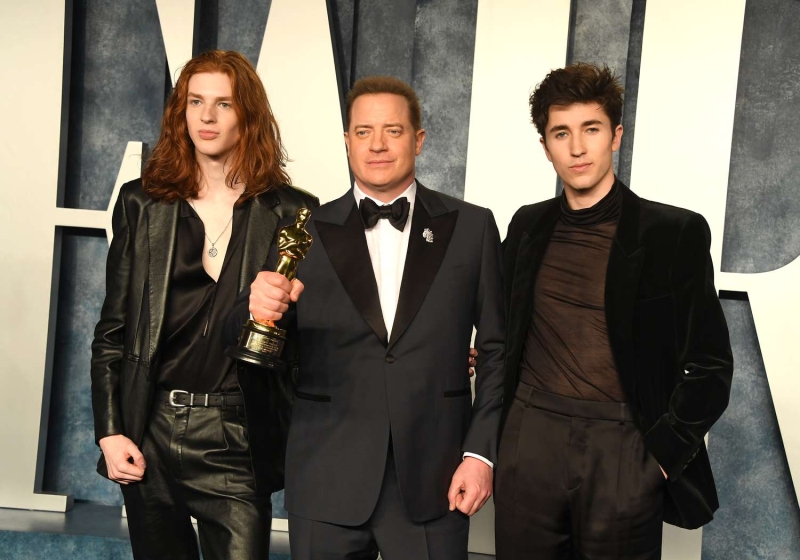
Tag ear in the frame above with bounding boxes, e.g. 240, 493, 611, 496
414, 128, 426, 156
343, 131, 350, 156
540, 137, 553, 163
611, 125, 623, 152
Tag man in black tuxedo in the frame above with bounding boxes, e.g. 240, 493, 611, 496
226, 76, 505, 559
494, 63, 733, 559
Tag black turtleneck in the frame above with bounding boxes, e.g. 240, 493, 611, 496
519, 181, 626, 402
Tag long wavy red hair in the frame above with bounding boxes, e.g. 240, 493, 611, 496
142, 50, 290, 203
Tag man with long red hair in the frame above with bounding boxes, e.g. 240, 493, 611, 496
90, 50, 317, 559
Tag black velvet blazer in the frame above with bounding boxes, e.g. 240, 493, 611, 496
501, 181, 733, 529
90, 178, 318, 493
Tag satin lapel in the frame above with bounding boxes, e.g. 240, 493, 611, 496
388, 187, 457, 349
239, 194, 280, 292
316, 202, 388, 346
605, 186, 644, 401
147, 201, 179, 359
506, 200, 561, 369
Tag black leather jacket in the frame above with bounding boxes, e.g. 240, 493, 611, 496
91, 178, 318, 492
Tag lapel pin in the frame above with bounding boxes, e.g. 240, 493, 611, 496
423, 228, 434, 243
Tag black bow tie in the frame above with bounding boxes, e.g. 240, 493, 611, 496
359, 197, 410, 231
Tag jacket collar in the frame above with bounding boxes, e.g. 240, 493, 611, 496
389, 183, 456, 348
146, 201, 179, 358
314, 180, 455, 348
239, 192, 280, 293
612, 181, 642, 257
604, 181, 644, 402
317, 179, 450, 226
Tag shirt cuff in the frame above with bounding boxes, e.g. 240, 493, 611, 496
463, 452, 494, 469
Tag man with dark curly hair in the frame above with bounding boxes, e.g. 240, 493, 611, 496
494, 63, 733, 559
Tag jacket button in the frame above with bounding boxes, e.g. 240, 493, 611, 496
385, 355, 395, 363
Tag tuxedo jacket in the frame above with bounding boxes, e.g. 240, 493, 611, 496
501, 181, 733, 529
226, 182, 506, 525
90, 178, 318, 493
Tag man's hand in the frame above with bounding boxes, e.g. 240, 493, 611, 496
99, 434, 146, 484
249, 271, 304, 323
447, 457, 493, 516
468, 348, 478, 378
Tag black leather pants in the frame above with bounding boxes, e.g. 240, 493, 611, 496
121, 398, 272, 560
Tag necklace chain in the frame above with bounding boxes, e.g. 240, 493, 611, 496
187, 198, 233, 258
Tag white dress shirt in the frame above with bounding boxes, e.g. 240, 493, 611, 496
353, 182, 493, 469
353, 182, 415, 339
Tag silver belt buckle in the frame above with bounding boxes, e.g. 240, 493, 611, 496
169, 389, 189, 407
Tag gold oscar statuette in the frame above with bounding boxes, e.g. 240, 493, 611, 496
227, 207, 313, 371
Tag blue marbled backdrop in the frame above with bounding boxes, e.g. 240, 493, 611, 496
26, 1, 800, 559
704, 299, 800, 559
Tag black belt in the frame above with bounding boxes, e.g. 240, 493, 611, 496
515, 382, 634, 424
156, 389, 245, 408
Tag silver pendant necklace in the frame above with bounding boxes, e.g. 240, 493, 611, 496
188, 199, 233, 258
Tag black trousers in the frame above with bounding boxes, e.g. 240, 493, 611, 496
495, 384, 665, 560
121, 398, 272, 560
288, 445, 470, 560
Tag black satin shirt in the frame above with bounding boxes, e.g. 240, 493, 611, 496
156, 199, 249, 393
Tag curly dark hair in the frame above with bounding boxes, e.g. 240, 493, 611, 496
529, 63, 624, 138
